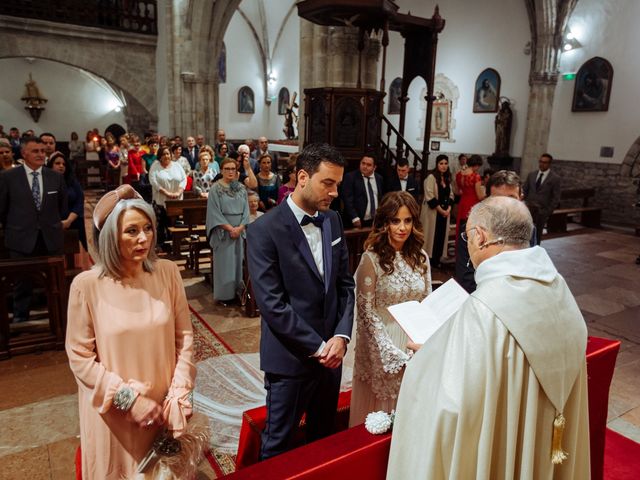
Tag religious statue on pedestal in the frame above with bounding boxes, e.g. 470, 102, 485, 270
494, 98, 512, 156
283, 91, 299, 140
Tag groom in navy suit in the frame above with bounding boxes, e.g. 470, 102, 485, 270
247, 143, 355, 460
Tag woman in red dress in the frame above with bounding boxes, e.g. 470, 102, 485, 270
455, 154, 486, 241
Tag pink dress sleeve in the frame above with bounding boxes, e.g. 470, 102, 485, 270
65, 276, 151, 414
162, 262, 197, 437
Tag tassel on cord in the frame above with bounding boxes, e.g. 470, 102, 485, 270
551, 413, 568, 464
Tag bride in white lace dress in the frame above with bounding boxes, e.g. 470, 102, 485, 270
349, 191, 432, 427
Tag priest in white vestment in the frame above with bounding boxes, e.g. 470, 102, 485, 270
387, 196, 590, 480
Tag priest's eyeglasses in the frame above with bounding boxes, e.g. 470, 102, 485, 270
461, 227, 477, 243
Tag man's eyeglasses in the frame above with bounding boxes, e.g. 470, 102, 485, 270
222, 167, 237, 172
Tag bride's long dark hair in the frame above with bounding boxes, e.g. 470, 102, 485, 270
363, 191, 428, 276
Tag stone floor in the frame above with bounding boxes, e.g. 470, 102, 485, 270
0, 227, 638, 479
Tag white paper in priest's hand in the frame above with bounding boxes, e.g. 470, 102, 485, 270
387, 278, 469, 344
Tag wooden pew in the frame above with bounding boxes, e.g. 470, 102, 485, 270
344, 227, 372, 275
0, 256, 67, 360
547, 187, 602, 233
165, 198, 208, 256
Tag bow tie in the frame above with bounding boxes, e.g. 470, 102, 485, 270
300, 213, 325, 228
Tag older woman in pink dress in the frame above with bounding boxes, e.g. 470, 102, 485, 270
65, 185, 196, 479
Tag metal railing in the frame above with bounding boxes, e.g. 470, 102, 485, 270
380, 115, 425, 173
3, 0, 157, 35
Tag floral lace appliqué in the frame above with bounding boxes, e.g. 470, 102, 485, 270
353, 251, 431, 401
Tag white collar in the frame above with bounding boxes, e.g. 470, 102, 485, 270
286, 194, 318, 224
23, 163, 43, 175
475, 246, 558, 285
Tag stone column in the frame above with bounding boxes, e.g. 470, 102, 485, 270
521, 0, 577, 175
521, 76, 558, 174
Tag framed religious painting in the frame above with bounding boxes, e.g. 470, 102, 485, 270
431, 99, 451, 139
572, 57, 613, 112
238, 86, 255, 114
473, 68, 500, 113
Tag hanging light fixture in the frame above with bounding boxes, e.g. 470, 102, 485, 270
21, 73, 47, 123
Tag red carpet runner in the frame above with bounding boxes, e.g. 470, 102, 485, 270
604, 428, 640, 480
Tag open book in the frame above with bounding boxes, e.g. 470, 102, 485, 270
387, 279, 469, 344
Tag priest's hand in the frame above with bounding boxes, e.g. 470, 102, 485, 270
407, 341, 423, 352
319, 336, 347, 369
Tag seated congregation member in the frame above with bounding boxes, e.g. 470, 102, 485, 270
248, 190, 263, 223
47, 152, 87, 251
277, 155, 297, 204
192, 150, 220, 198
149, 146, 187, 248
387, 196, 590, 480
342, 154, 383, 228
66, 185, 195, 479
349, 191, 431, 427
420, 154, 454, 268
455, 170, 536, 293
384, 158, 420, 200
256, 153, 280, 211
206, 157, 249, 305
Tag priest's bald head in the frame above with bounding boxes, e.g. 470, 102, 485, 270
465, 196, 533, 268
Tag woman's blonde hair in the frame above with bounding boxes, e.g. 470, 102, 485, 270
94, 199, 158, 279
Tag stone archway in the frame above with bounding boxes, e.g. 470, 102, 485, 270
0, 15, 157, 132
622, 136, 640, 179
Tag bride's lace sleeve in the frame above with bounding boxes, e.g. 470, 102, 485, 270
356, 253, 410, 375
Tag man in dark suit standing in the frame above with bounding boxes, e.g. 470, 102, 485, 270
341, 154, 384, 228
0, 137, 67, 322
39, 132, 57, 162
523, 153, 562, 244
385, 158, 420, 200
247, 143, 355, 460
183, 136, 200, 169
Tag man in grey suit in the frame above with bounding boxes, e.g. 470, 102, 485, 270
0, 137, 67, 322
523, 153, 561, 244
